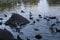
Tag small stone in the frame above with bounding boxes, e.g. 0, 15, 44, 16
36, 19, 40, 22
17, 35, 22, 40
33, 21, 35, 24
34, 28, 39, 31
39, 14, 41, 16
0, 22, 2, 25
21, 10, 25, 13
0, 18, 3, 20
44, 17, 46, 19
16, 28, 20, 33
39, 16, 42, 18
39, 14, 42, 18
35, 35, 42, 39
4, 14, 7, 17
30, 17, 33, 20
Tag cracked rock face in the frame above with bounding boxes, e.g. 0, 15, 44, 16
5, 13, 30, 28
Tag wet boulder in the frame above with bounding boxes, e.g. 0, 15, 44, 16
0, 29, 14, 40
5, 13, 30, 28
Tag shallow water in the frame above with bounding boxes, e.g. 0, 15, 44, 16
0, 0, 60, 40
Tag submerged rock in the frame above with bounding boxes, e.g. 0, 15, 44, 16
0, 29, 14, 40
5, 13, 30, 28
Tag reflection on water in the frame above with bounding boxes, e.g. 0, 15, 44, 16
47, 0, 60, 6
23, 0, 39, 5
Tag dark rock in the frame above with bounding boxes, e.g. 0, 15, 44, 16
0, 29, 14, 40
48, 16, 56, 19
44, 17, 46, 19
39, 16, 42, 18
0, 18, 3, 20
56, 28, 60, 33
44, 16, 56, 19
21, 10, 25, 13
0, 22, 2, 25
16, 28, 20, 33
44, 18, 50, 21
5, 21, 17, 27
5, 13, 30, 28
30, 20, 35, 25
39, 14, 42, 18
17, 35, 22, 40
4, 14, 7, 17
51, 24, 56, 27
39, 14, 41, 16
34, 28, 39, 31
50, 24, 56, 32
56, 21, 60, 23
36, 19, 40, 22
30, 17, 33, 20
44, 16, 48, 19
50, 24, 56, 30
35, 35, 42, 39
46, 18, 50, 21
33, 21, 35, 24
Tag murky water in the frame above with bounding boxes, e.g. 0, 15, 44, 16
0, 0, 60, 40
